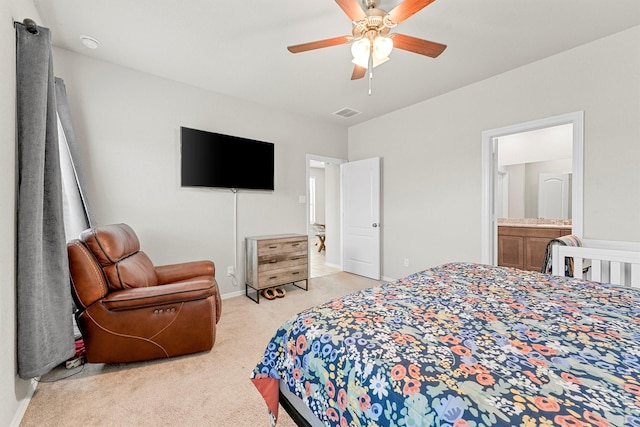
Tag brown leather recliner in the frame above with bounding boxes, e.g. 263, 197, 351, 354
67, 223, 222, 364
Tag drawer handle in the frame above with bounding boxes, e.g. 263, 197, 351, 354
292, 272, 300, 275
269, 259, 278, 263
269, 276, 278, 280
292, 243, 300, 247
290, 257, 299, 261
268, 245, 277, 249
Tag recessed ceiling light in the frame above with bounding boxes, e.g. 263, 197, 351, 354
80, 35, 100, 49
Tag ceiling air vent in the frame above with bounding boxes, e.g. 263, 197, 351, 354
332, 107, 361, 119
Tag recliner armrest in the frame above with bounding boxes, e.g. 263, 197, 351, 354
155, 260, 215, 284
100, 279, 216, 311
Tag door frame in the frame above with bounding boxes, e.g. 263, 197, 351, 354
480, 111, 584, 264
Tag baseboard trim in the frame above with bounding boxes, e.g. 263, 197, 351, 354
221, 289, 244, 300
11, 378, 37, 427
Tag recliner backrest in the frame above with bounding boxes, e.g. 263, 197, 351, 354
68, 240, 109, 310
80, 223, 158, 291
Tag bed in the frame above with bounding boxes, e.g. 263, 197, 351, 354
251, 250, 640, 426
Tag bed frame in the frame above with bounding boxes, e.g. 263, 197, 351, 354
552, 245, 640, 287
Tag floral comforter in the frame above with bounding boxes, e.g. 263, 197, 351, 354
251, 262, 640, 426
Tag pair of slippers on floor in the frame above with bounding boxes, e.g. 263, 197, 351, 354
261, 286, 286, 300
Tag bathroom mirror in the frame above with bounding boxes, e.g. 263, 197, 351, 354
496, 124, 573, 220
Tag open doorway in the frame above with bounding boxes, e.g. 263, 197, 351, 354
481, 111, 584, 265
306, 154, 346, 277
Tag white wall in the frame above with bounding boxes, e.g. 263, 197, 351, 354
2, 3, 42, 426
51, 48, 348, 297
348, 26, 640, 280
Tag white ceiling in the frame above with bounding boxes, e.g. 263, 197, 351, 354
34, 0, 640, 127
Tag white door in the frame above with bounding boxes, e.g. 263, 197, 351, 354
341, 158, 380, 280
538, 173, 570, 219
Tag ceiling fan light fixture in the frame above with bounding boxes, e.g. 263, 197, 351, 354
375, 56, 389, 67
352, 55, 388, 69
351, 36, 391, 69
351, 56, 367, 69
373, 35, 393, 60
351, 38, 371, 63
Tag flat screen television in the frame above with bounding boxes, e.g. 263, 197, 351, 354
180, 126, 275, 191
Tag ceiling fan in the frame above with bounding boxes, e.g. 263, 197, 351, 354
287, 0, 447, 82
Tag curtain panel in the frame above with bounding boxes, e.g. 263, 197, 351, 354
15, 22, 75, 379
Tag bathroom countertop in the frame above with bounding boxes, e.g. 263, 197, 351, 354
497, 218, 572, 229
498, 223, 571, 229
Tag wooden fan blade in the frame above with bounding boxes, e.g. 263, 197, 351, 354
287, 36, 352, 53
391, 33, 446, 57
335, 0, 366, 22
351, 65, 366, 80
388, 0, 436, 24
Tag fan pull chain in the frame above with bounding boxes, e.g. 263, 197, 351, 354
368, 52, 374, 96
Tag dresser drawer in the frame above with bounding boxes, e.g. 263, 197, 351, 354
257, 266, 308, 289
257, 238, 307, 256
258, 251, 307, 272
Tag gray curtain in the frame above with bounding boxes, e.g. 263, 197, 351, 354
16, 22, 75, 379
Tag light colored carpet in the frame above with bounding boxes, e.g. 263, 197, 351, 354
20, 272, 381, 427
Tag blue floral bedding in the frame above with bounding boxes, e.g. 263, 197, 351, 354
251, 262, 640, 426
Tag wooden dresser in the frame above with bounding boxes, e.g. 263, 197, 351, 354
498, 225, 572, 272
245, 234, 308, 303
